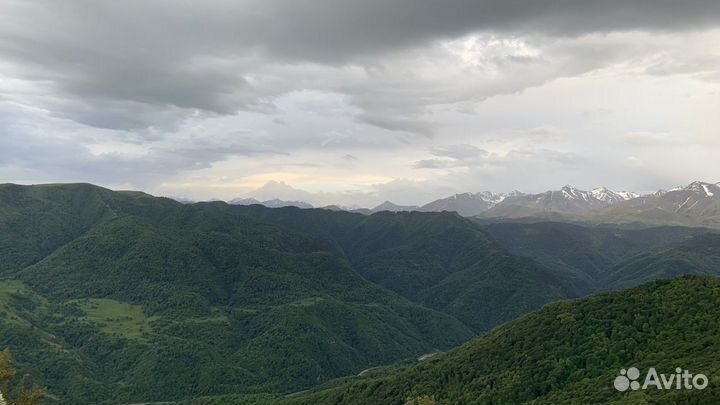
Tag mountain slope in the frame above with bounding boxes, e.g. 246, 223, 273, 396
419, 187, 638, 218
229, 198, 314, 209
232, 206, 582, 333
484, 185, 621, 218
336, 211, 578, 332
607, 233, 720, 290
0, 183, 184, 274
482, 222, 713, 290
418, 192, 512, 217
370, 201, 419, 213
0, 184, 473, 404
594, 181, 720, 228
283, 276, 720, 405
7, 183, 719, 404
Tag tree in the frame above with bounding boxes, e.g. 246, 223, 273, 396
0, 349, 45, 405
405, 395, 437, 405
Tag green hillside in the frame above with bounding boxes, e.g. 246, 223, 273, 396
482, 222, 720, 294
232, 206, 581, 333
0, 184, 473, 404
3, 183, 719, 404
607, 233, 720, 290
278, 275, 720, 405
483, 222, 713, 290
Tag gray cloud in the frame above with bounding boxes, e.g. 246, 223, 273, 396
2, 0, 719, 132
1, 1, 719, 200
15, 1, 714, 63
430, 144, 488, 160
414, 159, 455, 169
356, 113, 439, 136
0, 110, 282, 187
415, 145, 489, 169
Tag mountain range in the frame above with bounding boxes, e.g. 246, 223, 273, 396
255, 181, 720, 229
2, 183, 720, 404
374, 184, 646, 216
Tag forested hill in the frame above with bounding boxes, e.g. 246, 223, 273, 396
279, 275, 720, 405
207, 203, 583, 333
2, 183, 719, 404
0, 183, 473, 403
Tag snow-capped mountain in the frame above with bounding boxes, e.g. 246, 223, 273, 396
419, 191, 523, 217
608, 181, 720, 217
228, 180, 720, 227
668, 181, 720, 197
421, 186, 641, 217
590, 187, 640, 203
487, 185, 614, 216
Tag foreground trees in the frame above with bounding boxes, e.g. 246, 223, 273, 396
0, 349, 45, 405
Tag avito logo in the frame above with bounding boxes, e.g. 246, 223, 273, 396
614, 367, 708, 392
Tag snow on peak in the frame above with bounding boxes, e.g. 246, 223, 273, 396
470, 191, 507, 206
671, 181, 720, 197
591, 187, 639, 202
616, 191, 640, 200
559, 185, 591, 201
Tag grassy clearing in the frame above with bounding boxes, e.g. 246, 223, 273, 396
74, 298, 157, 341
0, 280, 45, 326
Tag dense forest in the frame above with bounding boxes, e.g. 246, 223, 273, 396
1, 184, 719, 404
190, 276, 720, 405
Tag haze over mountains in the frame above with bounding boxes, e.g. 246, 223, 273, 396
229, 197, 314, 209
211, 181, 720, 229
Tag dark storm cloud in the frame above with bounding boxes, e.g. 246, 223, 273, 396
1, 0, 720, 196
250, 0, 720, 61
13, 0, 707, 63
2, 0, 719, 131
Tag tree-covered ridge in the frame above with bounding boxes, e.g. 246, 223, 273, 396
3, 183, 720, 404
276, 275, 720, 405
0, 184, 472, 404
482, 221, 716, 292
607, 233, 720, 290
231, 206, 581, 333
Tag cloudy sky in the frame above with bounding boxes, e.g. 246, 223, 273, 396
1, 1, 719, 206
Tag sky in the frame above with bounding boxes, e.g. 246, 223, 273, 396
1, 1, 719, 207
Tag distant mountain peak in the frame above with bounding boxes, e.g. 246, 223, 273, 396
684, 181, 719, 196
418, 191, 508, 216
228, 197, 313, 209
371, 201, 419, 213
591, 186, 639, 203
228, 197, 261, 205
419, 185, 642, 217
668, 181, 720, 197
559, 185, 589, 201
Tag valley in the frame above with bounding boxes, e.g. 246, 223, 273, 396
2, 183, 720, 404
